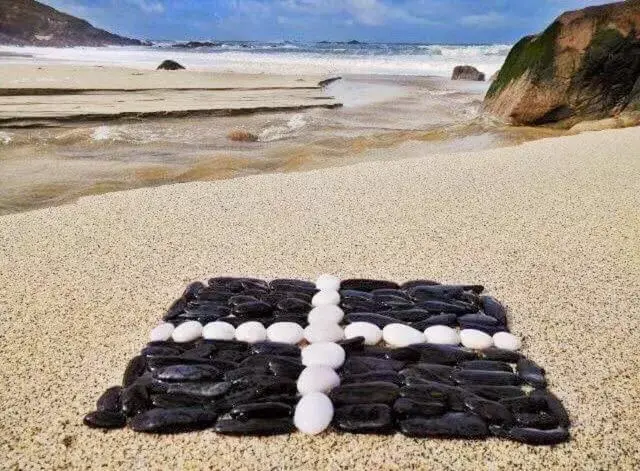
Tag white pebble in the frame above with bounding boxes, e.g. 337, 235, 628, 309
424, 325, 460, 345
202, 321, 235, 341
149, 323, 175, 342
344, 322, 382, 345
297, 365, 341, 395
235, 321, 267, 343
493, 332, 521, 351
311, 290, 341, 307
382, 323, 425, 347
460, 329, 494, 349
171, 321, 203, 343
266, 322, 304, 345
294, 392, 334, 435
304, 322, 345, 343
315, 274, 341, 291
308, 305, 344, 324
301, 342, 345, 369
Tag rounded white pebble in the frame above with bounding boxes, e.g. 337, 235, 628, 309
424, 325, 460, 345
460, 329, 494, 349
235, 321, 267, 343
171, 321, 203, 343
493, 332, 521, 351
308, 305, 344, 324
297, 365, 341, 395
344, 322, 382, 345
149, 323, 175, 342
301, 342, 346, 369
202, 321, 235, 341
266, 322, 304, 345
311, 290, 341, 307
315, 274, 341, 291
304, 322, 345, 343
382, 323, 425, 347
294, 392, 334, 435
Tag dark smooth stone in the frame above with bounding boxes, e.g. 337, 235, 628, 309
182, 282, 205, 300
269, 290, 314, 304
451, 369, 520, 386
208, 276, 244, 288
330, 382, 400, 405
372, 289, 411, 299
340, 290, 374, 301
458, 322, 508, 336
490, 425, 569, 446
410, 344, 478, 365
250, 394, 299, 405
232, 301, 273, 318
399, 412, 489, 438
271, 313, 308, 327
196, 289, 236, 302
384, 347, 422, 362
392, 398, 446, 418
130, 407, 218, 433
407, 285, 466, 301
276, 297, 312, 314
480, 348, 523, 363
250, 341, 300, 357
481, 296, 508, 326
164, 381, 232, 398
400, 280, 441, 289
459, 313, 499, 326
240, 354, 298, 368
341, 371, 402, 385
463, 393, 514, 425
379, 309, 431, 322
201, 339, 248, 351
514, 411, 559, 429
411, 313, 458, 329
147, 356, 211, 372
214, 388, 261, 410
121, 383, 150, 416
223, 366, 268, 382
83, 410, 126, 429
517, 358, 547, 388
142, 345, 184, 357
122, 355, 147, 388
416, 299, 478, 314
232, 375, 297, 396
333, 404, 394, 434
229, 401, 292, 420
214, 416, 295, 435
350, 345, 390, 359
400, 382, 466, 411
151, 393, 211, 408
341, 357, 405, 375
341, 299, 379, 313
269, 278, 316, 290
399, 364, 455, 385
337, 336, 366, 354
181, 343, 217, 359
215, 349, 250, 363
531, 390, 570, 427
164, 297, 187, 320
346, 313, 408, 328
466, 385, 526, 401
96, 386, 122, 413
228, 295, 260, 307
500, 395, 547, 413
340, 279, 400, 292
459, 360, 513, 373
374, 296, 415, 310
153, 364, 221, 382
209, 359, 240, 372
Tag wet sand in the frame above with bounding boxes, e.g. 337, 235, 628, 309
1, 127, 639, 470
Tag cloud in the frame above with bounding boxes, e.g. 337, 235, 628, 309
458, 12, 507, 28
126, 0, 165, 14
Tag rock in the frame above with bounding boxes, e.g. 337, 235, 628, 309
467, 385, 526, 402
172, 41, 219, 48
171, 321, 203, 343
382, 324, 425, 347
164, 381, 231, 398
341, 371, 402, 385
424, 325, 460, 345
460, 360, 513, 373
344, 322, 382, 345
202, 321, 235, 340
235, 321, 267, 343
229, 402, 292, 420
400, 382, 465, 410
393, 398, 447, 418
157, 60, 186, 70
463, 394, 515, 425
301, 342, 345, 369
227, 130, 259, 142
490, 425, 569, 445
96, 386, 122, 413
337, 336, 366, 354
346, 313, 406, 329
517, 358, 547, 388
340, 279, 400, 292
130, 407, 218, 433
154, 364, 221, 382
232, 300, 273, 317
307, 305, 344, 324
276, 297, 312, 314
333, 404, 394, 433
318, 77, 342, 87
330, 382, 400, 405
410, 343, 477, 365
294, 392, 334, 435
83, 410, 126, 429
399, 364, 455, 385
215, 416, 295, 435
480, 347, 522, 362
250, 341, 300, 357
490, 70, 500, 81
459, 329, 494, 349
493, 332, 521, 351
121, 383, 149, 416
297, 365, 341, 395
451, 65, 486, 81
304, 322, 344, 343
266, 322, 304, 344
484, 1, 640, 126
399, 412, 489, 438
514, 411, 559, 429
311, 290, 341, 307
569, 117, 623, 133
122, 355, 147, 387
411, 313, 458, 330
315, 274, 341, 291
150, 323, 175, 342
451, 369, 520, 386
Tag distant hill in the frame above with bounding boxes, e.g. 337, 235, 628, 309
0, 0, 142, 46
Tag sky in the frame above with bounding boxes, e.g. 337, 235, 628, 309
43, 0, 615, 43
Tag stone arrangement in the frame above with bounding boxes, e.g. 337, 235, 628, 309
83, 276, 570, 445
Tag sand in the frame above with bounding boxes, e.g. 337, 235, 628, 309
1, 127, 639, 470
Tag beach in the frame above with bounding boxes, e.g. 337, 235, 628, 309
1, 127, 639, 469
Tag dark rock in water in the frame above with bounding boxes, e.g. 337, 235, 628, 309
467, 385, 525, 402
229, 402, 292, 420
224, 366, 268, 382
164, 381, 232, 398
214, 416, 295, 435
459, 360, 513, 373
451, 369, 520, 386
341, 356, 405, 375
83, 410, 126, 429
517, 358, 547, 388
340, 279, 400, 292
379, 309, 430, 322
333, 404, 394, 434
276, 297, 312, 314
232, 301, 273, 318
182, 281, 205, 300
341, 371, 402, 385
121, 383, 150, 416
490, 425, 569, 445
130, 407, 218, 433
463, 393, 514, 425
411, 313, 458, 330
392, 398, 446, 418
481, 296, 508, 325
346, 313, 407, 328
122, 355, 147, 387
399, 364, 455, 385
531, 390, 570, 427
96, 386, 122, 413
153, 364, 221, 382
416, 299, 478, 314
337, 336, 365, 354
269, 278, 316, 291
410, 344, 477, 365
500, 394, 547, 413
330, 382, 400, 405
400, 382, 466, 411
250, 341, 300, 357
451, 65, 486, 81
514, 411, 559, 429
400, 412, 489, 438
480, 348, 522, 363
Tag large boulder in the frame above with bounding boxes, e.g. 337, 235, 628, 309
452, 65, 485, 81
157, 60, 185, 71
484, 0, 640, 126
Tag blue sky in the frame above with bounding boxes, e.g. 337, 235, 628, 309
44, 0, 613, 43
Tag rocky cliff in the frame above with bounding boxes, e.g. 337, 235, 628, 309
0, 0, 142, 47
484, 0, 640, 126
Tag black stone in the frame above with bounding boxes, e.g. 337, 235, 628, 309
232, 375, 297, 396
232, 301, 273, 318
122, 355, 147, 387
411, 313, 458, 330
399, 412, 489, 438
229, 401, 292, 420
83, 410, 126, 429
201, 339, 249, 351
481, 296, 508, 325
410, 344, 478, 365
180, 343, 217, 359
157, 60, 186, 70
451, 369, 521, 386
400, 382, 466, 411
214, 416, 295, 435
341, 356, 405, 375
223, 366, 268, 382
499, 395, 548, 413
141, 345, 184, 357
399, 364, 455, 385
514, 411, 559, 429
153, 364, 221, 382
121, 383, 150, 416
164, 297, 187, 320
400, 280, 441, 289
96, 386, 122, 413
392, 398, 446, 418
337, 336, 366, 354
463, 393, 514, 425
458, 313, 499, 325
490, 425, 569, 445
146, 356, 211, 372
340, 279, 400, 292
341, 371, 402, 385
517, 358, 547, 388
269, 278, 316, 291
459, 360, 513, 373
480, 348, 523, 363
466, 385, 526, 401
383, 347, 422, 362
164, 381, 232, 398
374, 296, 415, 310
276, 297, 312, 314
378, 309, 431, 322
333, 404, 394, 433
250, 341, 300, 357
130, 407, 217, 433
330, 382, 400, 405
416, 299, 478, 314
151, 393, 211, 408
531, 390, 570, 427
215, 349, 250, 363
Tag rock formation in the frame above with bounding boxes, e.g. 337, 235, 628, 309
157, 60, 185, 70
452, 66, 486, 81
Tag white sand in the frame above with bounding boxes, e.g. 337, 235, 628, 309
0, 128, 639, 469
